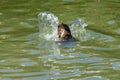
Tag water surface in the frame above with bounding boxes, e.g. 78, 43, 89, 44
0, 0, 120, 80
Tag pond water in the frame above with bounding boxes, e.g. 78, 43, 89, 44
0, 0, 120, 80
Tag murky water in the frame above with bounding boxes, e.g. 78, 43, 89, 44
0, 0, 120, 80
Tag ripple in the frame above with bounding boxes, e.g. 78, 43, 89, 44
2, 70, 106, 80
0, 35, 10, 39
3, 71, 49, 77
22, 71, 81, 80
88, 65, 109, 70
85, 71, 101, 74
27, 18, 38, 21
3, 70, 79, 78
28, 50, 39, 55
11, 9, 28, 13
20, 22, 34, 28
92, 46, 114, 51
89, 30, 116, 42
21, 62, 38, 67
55, 41, 78, 48
57, 57, 103, 64
80, 46, 114, 51
112, 62, 120, 70
0, 27, 15, 32
106, 20, 115, 25
0, 60, 5, 63
70, 53, 90, 57
116, 28, 120, 34
0, 78, 12, 80
63, 0, 74, 2
0, 69, 23, 73
81, 76, 108, 80
38, 55, 64, 60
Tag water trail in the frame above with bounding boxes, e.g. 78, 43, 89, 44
70, 18, 90, 41
38, 12, 59, 40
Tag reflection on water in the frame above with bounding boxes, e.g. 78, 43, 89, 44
107, 20, 115, 25
81, 76, 108, 80
0, 0, 120, 80
112, 62, 120, 70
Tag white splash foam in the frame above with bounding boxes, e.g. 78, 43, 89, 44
38, 12, 90, 41
38, 12, 59, 40
70, 18, 90, 41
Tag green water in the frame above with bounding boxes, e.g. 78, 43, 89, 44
0, 0, 120, 80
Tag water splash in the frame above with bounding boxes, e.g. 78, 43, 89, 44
38, 12, 59, 40
38, 12, 90, 41
70, 18, 90, 41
